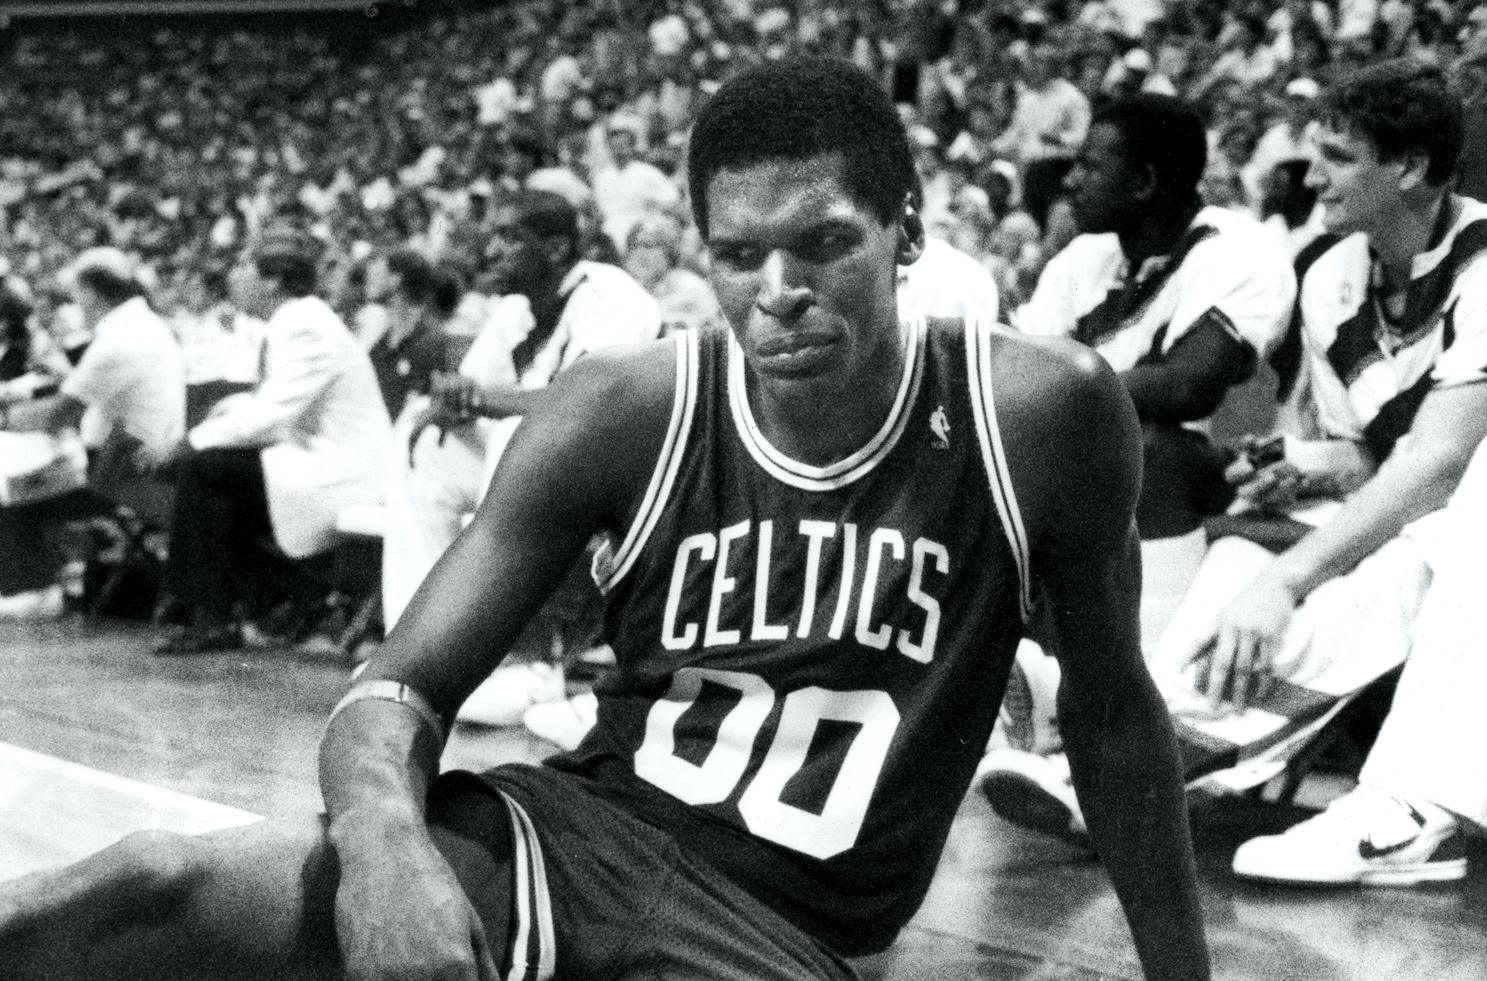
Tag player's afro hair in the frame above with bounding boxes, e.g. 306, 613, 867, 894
1091, 93, 1208, 203
687, 56, 916, 239
1323, 59, 1462, 187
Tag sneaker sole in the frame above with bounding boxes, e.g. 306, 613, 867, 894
1235, 858, 1468, 887
981, 770, 1093, 852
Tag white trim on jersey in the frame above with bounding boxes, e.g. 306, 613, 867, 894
593, 329, 700, 594
965, 320, 1033, 623
500, 792, 556, 981
726, 318, 927, 492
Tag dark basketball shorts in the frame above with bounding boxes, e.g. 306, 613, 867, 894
426, 764, 858, 981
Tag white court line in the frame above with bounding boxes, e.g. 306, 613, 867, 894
0, 741, 261, 880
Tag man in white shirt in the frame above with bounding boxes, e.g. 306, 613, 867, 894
382, 191, 660, 722
1195, 61, 1487, 886
2, 248, 184, 462
1242, 78, 1322, 208
983, 94, 1295, 846
991, 43, 1090, 228
590, 115, 681, 252
155, 225, 392, 654
0, 248, 185, 615
1013, 94, 1296, 544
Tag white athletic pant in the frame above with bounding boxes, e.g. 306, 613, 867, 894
1146, 524, 1431, 795
1359, 436, 1487, 826
381, 403, 517, 630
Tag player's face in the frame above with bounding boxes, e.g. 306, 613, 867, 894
1308, 124, 1403, 237
484, 206, 547, 297
705, 153, 904, 389
227, 260, 276, 320
1065, 123, 1138, 235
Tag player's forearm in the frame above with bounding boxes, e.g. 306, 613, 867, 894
472, 384, 543, 420
1268, 438, 1464, 600
1063, 681, 1210, 981
1120, 364, 1228, 423
319, 700, 443, 855
0, 393, 84, 433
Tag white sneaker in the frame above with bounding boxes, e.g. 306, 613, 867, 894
976, 748, 1091, 851
0, 585, 63, 620
456, 662, 565, 727
522, 692, 598, 751
1232, 786, 1467, 886
997, 640, 1063, 755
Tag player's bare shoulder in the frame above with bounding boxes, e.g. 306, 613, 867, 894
980, 327, 1142, 547
501, 335, 681, 533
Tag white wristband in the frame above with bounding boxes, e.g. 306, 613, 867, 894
330, 679, 449, 745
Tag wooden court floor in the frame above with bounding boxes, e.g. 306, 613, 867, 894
2, 616, 1484, 980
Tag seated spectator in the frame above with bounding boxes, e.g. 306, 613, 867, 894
380, 190, 660, 720
980, 93, 1296, 842
1103, 47, 1179, 97
502, 129, 594, 210
1231, 432, 1487, 887
990, 61, 1487, 853
1011, 94, 1295, 549
622, 213, 724, 336
1191, 11, 1280, 102
365, 248, 464, 419
0, 250, 185, 616
1242, 78, 1322, 206
0, 275, 70, 404
590, 114, 681, 252
992, 41, 1091, 229
153, 224, 392, 654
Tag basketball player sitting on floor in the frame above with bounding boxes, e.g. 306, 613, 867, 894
0, 57, 1210, 981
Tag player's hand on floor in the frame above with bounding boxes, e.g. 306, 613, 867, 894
334, 826, 498, 981
1182, 576, 1296, 712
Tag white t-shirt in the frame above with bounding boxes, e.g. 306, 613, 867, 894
897, 237, 1001, 325
1299, 197, 1487, 458
459, 260, 663, 493
61, 296, 185, 456
592, 161, 681, 249
1013, 205, 1297, 373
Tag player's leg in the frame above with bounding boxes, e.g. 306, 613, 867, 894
381, 425, 483, 630
0, 814, 341, 981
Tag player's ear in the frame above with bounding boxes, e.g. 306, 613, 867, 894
542, 233, 576, 267
1396, 152, 1430, 193
1131, 161, 1159, 203
897, 194, 926, 266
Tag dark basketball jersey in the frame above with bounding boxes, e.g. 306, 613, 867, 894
546, 318, 1031, 957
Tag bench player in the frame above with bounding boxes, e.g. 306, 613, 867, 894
0, 57, 1209, 981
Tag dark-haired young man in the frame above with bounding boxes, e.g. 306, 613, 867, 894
153, 226, 392, 654
1190, 60, 1487, 885
365, 248, 464, 420
0, 59, 1209, 981
982, 94, 1296, 845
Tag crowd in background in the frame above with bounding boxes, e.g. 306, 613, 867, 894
2, 0, 1486, 357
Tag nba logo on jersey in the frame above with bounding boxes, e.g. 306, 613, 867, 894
929, 405, 950, 451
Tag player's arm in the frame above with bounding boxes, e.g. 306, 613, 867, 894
1002, 338, 1210, 981
319, 339, 676, 980
0, 392, 85, 433
1192, 379, 1487, 707
1119, 310, 1257, 424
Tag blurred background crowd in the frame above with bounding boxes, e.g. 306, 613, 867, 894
3, 0, 1486, 357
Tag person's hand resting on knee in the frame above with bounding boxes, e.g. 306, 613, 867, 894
1181, 572, 1298, 712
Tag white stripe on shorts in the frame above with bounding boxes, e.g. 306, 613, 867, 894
499, 792, 555, 981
